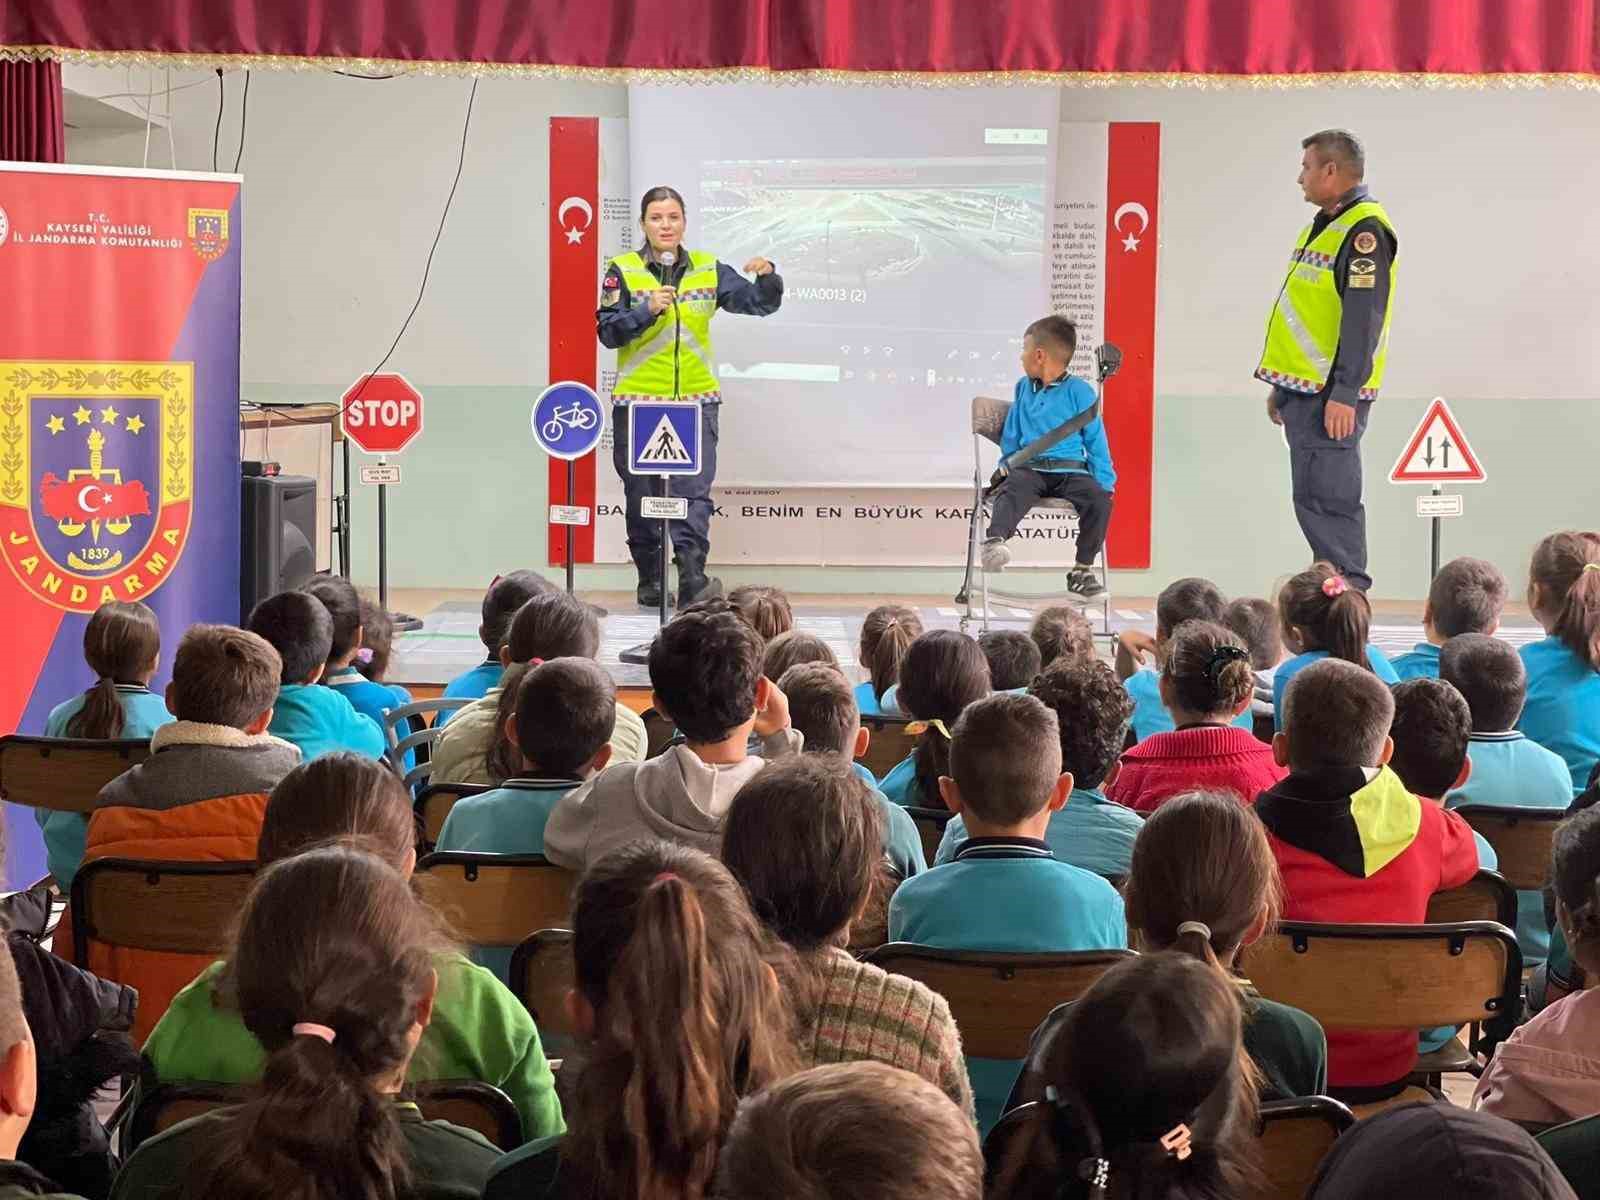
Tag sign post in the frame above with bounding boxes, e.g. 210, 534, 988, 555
341, 373, 424, 615
531, 381, 606, 596
620, 400, 702, 663
1388, 397, 1486, 584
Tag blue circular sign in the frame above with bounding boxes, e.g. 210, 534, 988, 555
531, 381, 605, 460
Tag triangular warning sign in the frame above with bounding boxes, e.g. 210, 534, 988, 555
637, 414, 692, 464
1388, 397, 1486, 484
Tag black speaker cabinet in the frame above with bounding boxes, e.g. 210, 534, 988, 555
240, 474, 317, 620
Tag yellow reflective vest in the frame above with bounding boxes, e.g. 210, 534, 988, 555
612, 249, 720, 400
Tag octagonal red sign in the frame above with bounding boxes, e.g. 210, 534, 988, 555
341, 373, 423, 455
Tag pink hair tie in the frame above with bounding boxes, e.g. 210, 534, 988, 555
652, 871, 680, 886
1321, 575, 1348, 598
292, 1022, 336, 1044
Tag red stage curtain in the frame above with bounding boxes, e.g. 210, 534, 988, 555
2, 0, 1597, 79
0, 59, 64, 162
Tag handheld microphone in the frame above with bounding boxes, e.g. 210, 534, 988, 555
658, 249, 676, 268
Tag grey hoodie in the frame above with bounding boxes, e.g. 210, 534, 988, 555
542, 729, 802, 870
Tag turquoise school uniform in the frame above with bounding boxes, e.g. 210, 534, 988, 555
850, 761, 878, 787
840, 760, 925, 876
935, 787, 1142, 881
888, 837, 1127, 1134
326, 666, 416, 768
1448, 730, 1573, 964
1389, 642, 1441, 681
878, 753, 929, 808
267, 682, 386, 762
1272, 646, 1402, 730
855, 680, 886, 719
440, 659, 503, 726
1519, 636, 1600, 794
39, 684, 174, 891
1125, 668, 1252, 743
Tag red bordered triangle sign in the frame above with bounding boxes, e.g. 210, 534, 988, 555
1388, 397, 1486, 484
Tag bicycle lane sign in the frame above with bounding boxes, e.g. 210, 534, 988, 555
531, 381, 605, 460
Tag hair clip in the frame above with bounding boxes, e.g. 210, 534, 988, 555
1159, 1124, 1193, 1162
1204, 645, 1249, 683
354, 647, 375, 665
651, 871, 680, 886
292, 1022, 336, 1044
905, 719, 952, 740
1176, 921, 1212, 941
1077, 1156, 1111, 1193
1586, 563, 1600, 574
1321, 575, 1348, 598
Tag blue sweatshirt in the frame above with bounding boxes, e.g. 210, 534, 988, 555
267, 683, 386, 762
1518, 635, 1600, 794
1272, 646, 1402, 730
999, 372, 1115, 493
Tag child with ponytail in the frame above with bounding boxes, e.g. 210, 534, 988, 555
483, 841, 797, 1200
1108, 622, 1286, 814
45, 601, 169, 741
855, 604, 922, 718
877, 630, 990, 808
1271, 561, 1400, 728
113, 845, 500, 1200
1518, 530, 1600, 793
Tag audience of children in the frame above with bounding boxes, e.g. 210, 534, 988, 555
1117, 577, 1253, 742
1390, 556, 1507, 680
979, 629, 1043, 692
877, 629, 990, 807
855, 603, 921, 718
936, 657, 1143, 880
1272, 561, 1402, 728
1222, 595, 1286, 721
245, 591, 386, 761
1519, 530, 1600, 794
1029, 604, 1096, 670
1107, 620, 1286, 814
720, 755, 971, 1113
440, 570, 555, 714
760, 628, 840, 682
304, 576, 415, 740
1444, 633, 1575, 812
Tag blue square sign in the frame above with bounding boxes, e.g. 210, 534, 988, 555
628, 400, 702, 476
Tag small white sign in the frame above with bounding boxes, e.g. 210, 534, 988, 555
640, 496, 689, 520
549, 504, 591, 526
359, 464, 401, 486
1417, 493, 1464, 519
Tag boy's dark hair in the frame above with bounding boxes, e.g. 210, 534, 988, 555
478, 570, 555, 655
762, 630, 840, 683
512, 658, 617, 777
1440, 632, 1526, 733
949, 692, 1062, 826
246, 591, 333, 685
978, 630, 1042, 692
301, 574, 363, 667
1156, 577, 1228, 639
1222, 597, 1283, 672
1163, 620, 1255, 719
1282, 658, 1394, 770
1028, 657, 1133, 790
1388, 678, 1473, 800
1429, 557, 1507, 639
169, 624, 282, 728
649, 600, 765, 744
506, 590, 601, 663
779, 662, 856, 755
1030, 606, 1095, 669
728, 585, 794, 645
1024, 314, 1077, 361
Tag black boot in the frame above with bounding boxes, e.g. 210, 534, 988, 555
674, 549, 723, 608
633, 554, 671, 610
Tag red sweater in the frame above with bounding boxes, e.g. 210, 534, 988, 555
1107, 725, 1286, 815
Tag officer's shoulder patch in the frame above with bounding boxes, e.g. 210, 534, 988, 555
1349, 257, 1376, 274
1353, 230, 1378, 254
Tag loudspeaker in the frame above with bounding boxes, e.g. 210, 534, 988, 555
240, 474, 317, 621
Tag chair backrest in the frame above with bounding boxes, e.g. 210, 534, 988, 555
863, 943, 1135, 1059
1427, 869, 1518, 928
126, 1081, 245, 1154
0, 734, 151, 813
414, 853, 575, 946
1258, 1096, 1356, 1200
1535, 1110, 1600, 1196
905, 805, 953, 866
861, 717, 919, 781
69, 858, 257, 969
1242, 920, 1521, 1040
971, 395, 1012, 447
509, 928, 576, 1043
1454, 805, 1565, 892
414, 1080, 523, 1150
640, 708, 680, 759
383, 698, 473, 787
413, 782, 490, 848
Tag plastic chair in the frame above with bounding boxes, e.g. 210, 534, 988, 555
383, 698, 474, 789
0, 735, 150, 813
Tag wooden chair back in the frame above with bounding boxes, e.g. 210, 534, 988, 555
1258, 1096, 1356, 1200
413, 1080, 523, 1149
509, 928, 576, 1053
640, 708, 680, 759
905, 805, 953, 865
0, 734, 150, 813
126, 1082, 244, 1153
69, 858, 256, 968
863, 944, 1134, 1059
413, 782, 490, 848
1454, 805, 1564, 892
861, 717, 919, 781
1427, 869, 1517, 928
414, 853, 575, 946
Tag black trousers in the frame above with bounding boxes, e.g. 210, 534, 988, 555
611, 400, 721, 573
1277, 389, 1373, 591
985, 469, 1112, 566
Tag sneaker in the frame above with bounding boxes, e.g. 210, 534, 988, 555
980, 539, 1012, 573
1066, 566, 1106, 599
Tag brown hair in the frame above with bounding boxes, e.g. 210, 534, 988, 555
301, 574, 363, 669
1028, 658, 1134, 791
1162, 621, 1255, 719
1030, 606, 1095, 670
1222, 597, 1283, 673
859, 605, 922, 702
506, 590, 601, 663
1429, 556, 1507, 639
1157, 577, 1228, 641
491, 657, 617, 782
189, 846, 452, 1200
1530, 531, 1600, 670
564, 841, 797, 1200
1278, 562, 1372, 670
1125, 792, 1282, 970
1440, 632, 1526, 733
899, 631, 991, 806
478, 570, 555, 655
639, 185, 686, 222
779, 662, 857, 755
650, 601, 766, 744
1553, 807, 1600, 973
979, 630, 1043, 691
167, 624, 281, 728
353, 596, 393, 682
67, 600, 161, 739
948, 693, 1062, 826
257, 752, 414, 870
762, 630, 840, 682
714, 1062, 983, 1200
728, 585, 794, 645
1282, 658, 1395, 770
1388, 678, 1472, 800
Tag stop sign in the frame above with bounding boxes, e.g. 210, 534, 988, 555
341, 373, 423, 454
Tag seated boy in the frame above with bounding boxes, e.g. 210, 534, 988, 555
431, 591, 645, 784
1117, 577, 1251, 743
305, 575, 414, 741
67, 625, 300, 1042
1390, 556, 1507, 681
779, 661, 926, 878
245, 591, 386, 761
1255, 659, 1480, 1100
1388, 679, 1499, 874
978, 630, 1041, 693
1029, 605, 1095, 670
936, 657, 1143, 881
543, 601, 801, 871
977, 315, 1114, 600
888, 692, 1126, 1131
440, 569, 554, 716
1223, 596, 1287, 721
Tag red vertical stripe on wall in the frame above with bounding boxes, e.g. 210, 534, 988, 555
1102, 122, 1159, 570
547, 117, 600, 565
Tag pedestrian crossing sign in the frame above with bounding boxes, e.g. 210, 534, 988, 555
628, 400, 702, 476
